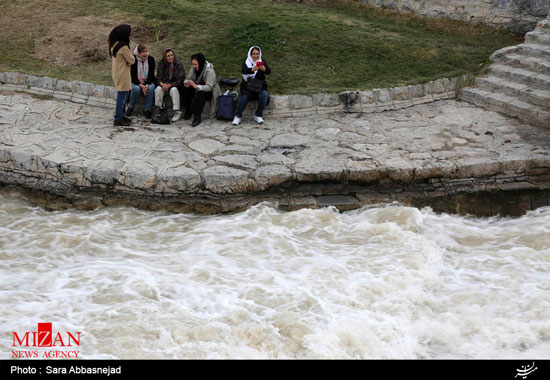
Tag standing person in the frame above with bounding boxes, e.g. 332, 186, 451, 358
182, 53, 221, 127
154, 48, 186, 122
108, 24, 135, 127
232, 46, 271, 126
128, 44, 156, 119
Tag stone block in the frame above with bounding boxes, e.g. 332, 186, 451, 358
87, 96, 107, 107
27, 75, 55, 90
203, 165, 251, 193
5, 72, 27, 86
91, 84, 107, 98
70, 93, 88, 104
376, 88, 394, 111
313, 93, 340, 107
361, 90, 377, 105
292, 107, 317, 118
76, 82, 92, 96
290, 95, 313, 110
255, 164, 292, 189
56, 80, 75, 93
271, 95, 289, 111
162, 165, 201, 191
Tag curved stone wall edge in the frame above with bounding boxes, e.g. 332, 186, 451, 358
0, 71, 473, 119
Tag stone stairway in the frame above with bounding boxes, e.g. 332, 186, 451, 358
459, 15, 550, 128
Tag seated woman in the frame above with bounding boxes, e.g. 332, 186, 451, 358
182, 53, 221, 127
154, 48, 186, 122
127, 43, 156, 119
232, 46, 271, 125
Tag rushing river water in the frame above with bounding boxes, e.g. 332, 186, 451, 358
0, 193, 549, 359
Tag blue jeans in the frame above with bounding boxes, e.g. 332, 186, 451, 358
115, 91, 129, 121
236, 90, 269, 118
129, 83, 155, 111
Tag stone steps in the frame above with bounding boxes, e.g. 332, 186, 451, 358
500, 53, 550, 72
488, 64, 550, 90
460, 87, 550, 127
525, 31, 550, 45
474, 76, 550, 108
459, 15, 550, 128
518, 42, 550, 59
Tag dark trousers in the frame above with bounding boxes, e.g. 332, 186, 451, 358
181, 87, 213, 118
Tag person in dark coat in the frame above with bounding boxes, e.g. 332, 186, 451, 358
154, 48, 186, 122
232, 46, 271, 125
127, 43, 156, 119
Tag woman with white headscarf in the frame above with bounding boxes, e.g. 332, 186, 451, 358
232, 46, 271, 125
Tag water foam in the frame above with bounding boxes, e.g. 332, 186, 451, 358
1, 195, 548, 358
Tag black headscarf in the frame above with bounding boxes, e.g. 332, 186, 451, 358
108, 24, 131, 57
191, 53, 206, 77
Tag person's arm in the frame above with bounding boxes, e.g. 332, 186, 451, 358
262, 61, 271, 75
147, 56, 156, 85
130, 59, 140, 85
121, 46, 135, 66
197, 67, 216, 92
241, 61, 253, 75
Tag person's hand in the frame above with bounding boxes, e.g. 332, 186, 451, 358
188, 80, 198, 89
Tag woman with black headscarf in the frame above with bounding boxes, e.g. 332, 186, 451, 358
182, 53, 221, 127
108, 24, 135, 127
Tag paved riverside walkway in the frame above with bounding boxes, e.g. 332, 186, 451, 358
0, 87, 549, 215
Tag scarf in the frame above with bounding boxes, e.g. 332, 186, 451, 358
133, 45, 149, 84
109, 24, 131, 57
242, 46, 262, 82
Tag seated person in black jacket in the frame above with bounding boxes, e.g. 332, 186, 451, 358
232, 46, 271, 125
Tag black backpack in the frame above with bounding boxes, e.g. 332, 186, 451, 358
151, 107, 170, 124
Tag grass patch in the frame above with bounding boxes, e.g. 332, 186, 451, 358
0, 0, 521, 95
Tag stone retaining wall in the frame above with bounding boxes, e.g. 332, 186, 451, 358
361, 0, 549, 34
0, 71, 469, 120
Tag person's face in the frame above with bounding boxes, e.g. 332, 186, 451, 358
192, 59, 199, 71
165, 51, 174, 63
251, 49, 260, 62
139, 49, 148, 60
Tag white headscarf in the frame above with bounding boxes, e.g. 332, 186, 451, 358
242, 46, 262, 82
133, 45, 149, 84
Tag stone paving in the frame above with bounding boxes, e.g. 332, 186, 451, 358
0, 88, 549, 214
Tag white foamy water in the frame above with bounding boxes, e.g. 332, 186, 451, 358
0, 194, 549, 359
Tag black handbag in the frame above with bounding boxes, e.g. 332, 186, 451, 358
246, 78, 263, 93
216, 94, 236, 120
151, 106, 170, 124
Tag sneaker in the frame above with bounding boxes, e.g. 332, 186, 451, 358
171, 111, 182, 122
232, 116, 241, 125
113, 118, 131, 127
125, 107, 134, 117
143, 110, 152, 119
253, 116, 264, 124
122, 116, 132, 123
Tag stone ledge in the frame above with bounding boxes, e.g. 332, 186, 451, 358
0, 71, 471, 120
